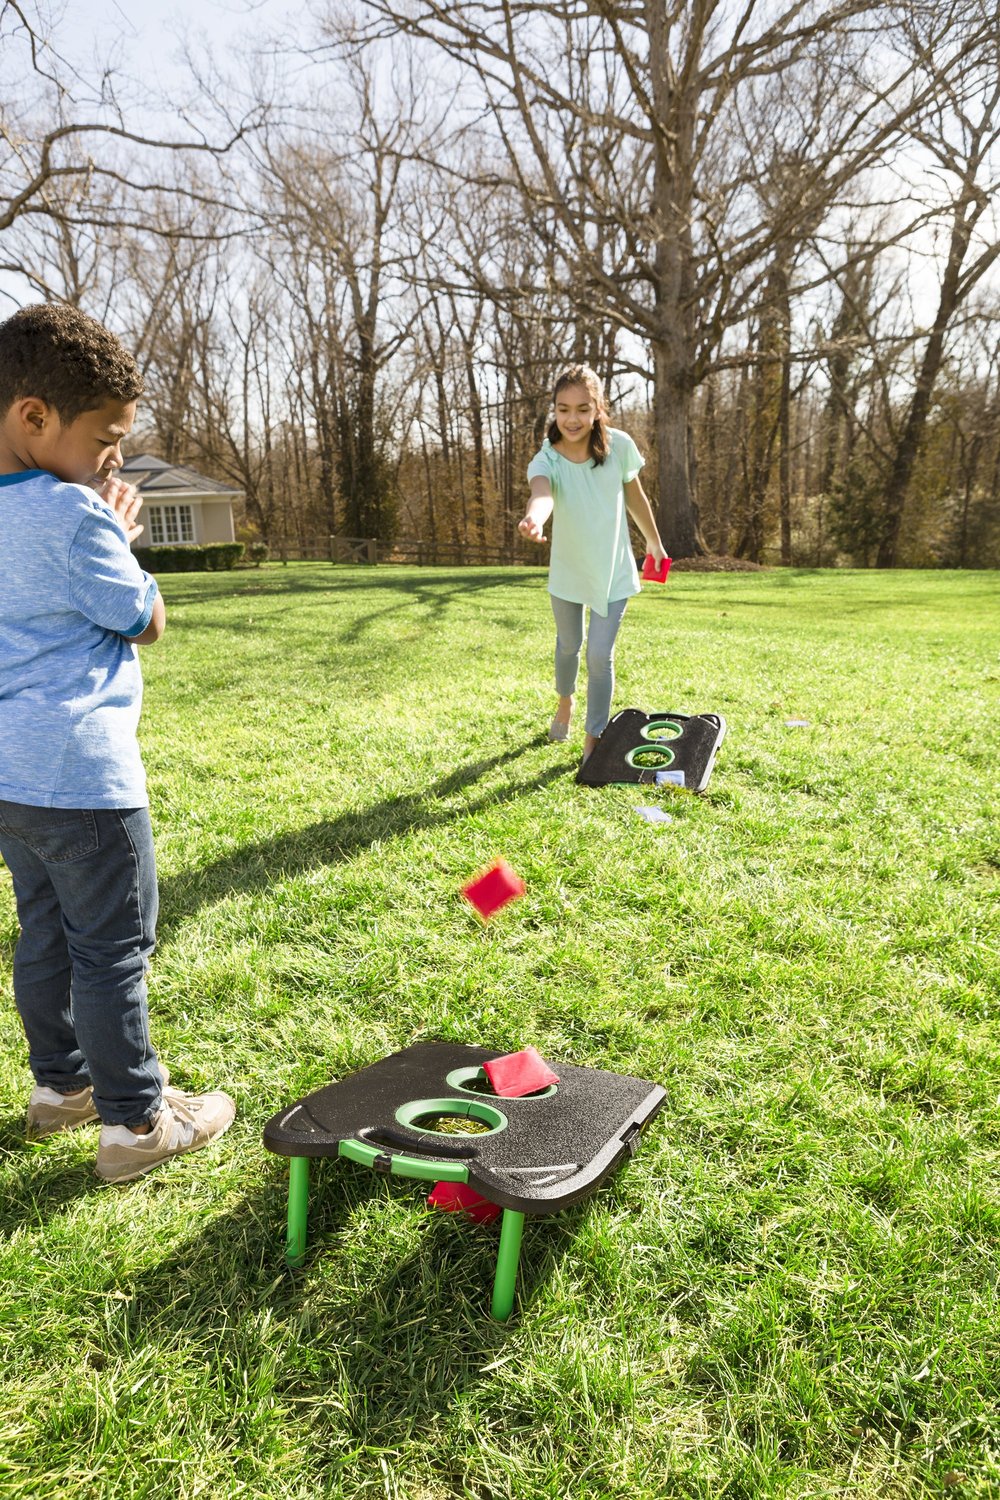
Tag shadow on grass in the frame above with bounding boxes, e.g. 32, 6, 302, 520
109, 1165, 583, 1466
333, 569, 541, 646
158, 573, 546, 666
0, 1136, 582, 1472
0, 740, 571, 965
162, 565, 541, 612
0, 1121, 108, 1225
155, 738, 573, 939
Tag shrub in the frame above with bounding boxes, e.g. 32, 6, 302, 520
133, 543, 245, 573
247, 541, 269, 566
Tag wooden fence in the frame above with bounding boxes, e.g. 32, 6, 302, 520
384, 539, 547, 566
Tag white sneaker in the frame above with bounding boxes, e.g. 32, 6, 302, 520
95, 1086, 235, 1183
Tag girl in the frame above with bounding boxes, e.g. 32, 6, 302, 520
518, 364, 667, 760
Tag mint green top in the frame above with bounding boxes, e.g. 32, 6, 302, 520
527, 428, 644, 616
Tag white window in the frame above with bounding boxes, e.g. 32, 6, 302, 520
147, 504, 194, 544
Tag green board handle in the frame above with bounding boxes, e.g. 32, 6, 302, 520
339, 1135, 471, 1183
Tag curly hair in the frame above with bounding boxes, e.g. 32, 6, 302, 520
547, 363, 611, 466
0, 302, 143, 424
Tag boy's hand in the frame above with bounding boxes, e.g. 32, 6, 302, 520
648, 542, 668, 565
518, 515, 546, 544
98, 475, 144, 543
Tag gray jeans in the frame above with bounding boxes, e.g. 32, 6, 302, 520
550, 594, 629, 737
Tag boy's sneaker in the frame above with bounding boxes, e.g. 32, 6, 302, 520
26, 1084, 99, 1141
95, 1086, 235, 1183
26, 1065, 171, 1142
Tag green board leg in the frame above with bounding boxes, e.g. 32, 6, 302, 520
490, 1209, 525, 1321
286, 1156, 309, 1268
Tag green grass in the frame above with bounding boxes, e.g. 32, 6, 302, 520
1, 564, 998, 1499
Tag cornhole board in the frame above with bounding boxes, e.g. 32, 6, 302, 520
576, 709, 726, 791
263, 1042, 665, 1320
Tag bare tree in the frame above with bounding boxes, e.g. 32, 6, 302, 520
0, 1, 262, 298
876, 0, 1000, 564
258, 49, 442, 543
929, 317, 1000, 566
19, 1, 999, 567
338, 1, 962, 558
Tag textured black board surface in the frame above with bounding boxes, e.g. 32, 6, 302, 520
263, 1042, 665, 1214
576, 708, 726, 791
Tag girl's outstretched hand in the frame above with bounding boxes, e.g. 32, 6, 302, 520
518, 515, 546, 544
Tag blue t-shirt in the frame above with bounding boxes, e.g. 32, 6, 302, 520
0, 470, 158, 809
526, 428, 644, 615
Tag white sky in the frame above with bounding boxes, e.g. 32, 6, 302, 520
56, 0, 296, 74
35, 0, 310, 137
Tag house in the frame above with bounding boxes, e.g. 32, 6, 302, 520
119, 454, 242, 547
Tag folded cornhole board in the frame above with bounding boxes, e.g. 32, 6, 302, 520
263, 1042, 665, 1320
576, 709, 727, 791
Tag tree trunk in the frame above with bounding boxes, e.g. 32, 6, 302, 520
737, 339, 781, 561
652, 337, 704, 557
876, 199, 977, 566
776, 267, 793, 565
464, 350, 487, 546
779, 348, 792, 565
702, 378, 719, 552
646, 0, 706, 559
718, 366, 747, 558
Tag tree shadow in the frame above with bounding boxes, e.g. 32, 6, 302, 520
161, 566, 540, 615
155, 569, 544, 661
155, 738, 573, 939
331, 570, 541, 645
0, 1123, 107, 1230
0, 740, 574, 967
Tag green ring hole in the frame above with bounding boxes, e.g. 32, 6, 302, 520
445, 1065, 558, 1100
641, 719, 684, 743
395, 1096, 508, 1136
626, 745, 676, 770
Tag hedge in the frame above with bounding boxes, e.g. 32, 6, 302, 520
133, 543, 245, 573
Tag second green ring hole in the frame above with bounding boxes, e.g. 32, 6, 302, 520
445, 1065, 558, 1101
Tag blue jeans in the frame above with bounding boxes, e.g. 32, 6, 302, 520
0, 801, 164, 1127
550, 594, 629, 737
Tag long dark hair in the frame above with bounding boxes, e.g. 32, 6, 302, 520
546, 364, 611, 465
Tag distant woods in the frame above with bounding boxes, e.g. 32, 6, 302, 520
2, 0, 999, 565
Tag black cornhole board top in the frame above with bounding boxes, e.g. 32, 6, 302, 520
263, 1042, 665, 1215
576, 709, 726, 791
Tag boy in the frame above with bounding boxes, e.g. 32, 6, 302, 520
0, 302, 234, 1182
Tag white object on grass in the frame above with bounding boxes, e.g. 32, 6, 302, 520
635, 805, 674, 824
655, 769, 685, 787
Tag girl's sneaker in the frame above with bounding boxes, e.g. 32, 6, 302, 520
95, 1087, 235, 1183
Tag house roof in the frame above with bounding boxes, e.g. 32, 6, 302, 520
120, 453, 241, 496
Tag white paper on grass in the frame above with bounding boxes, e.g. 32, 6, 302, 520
635, 805, 674, 825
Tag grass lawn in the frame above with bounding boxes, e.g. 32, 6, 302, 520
1, 563, 998, 1500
